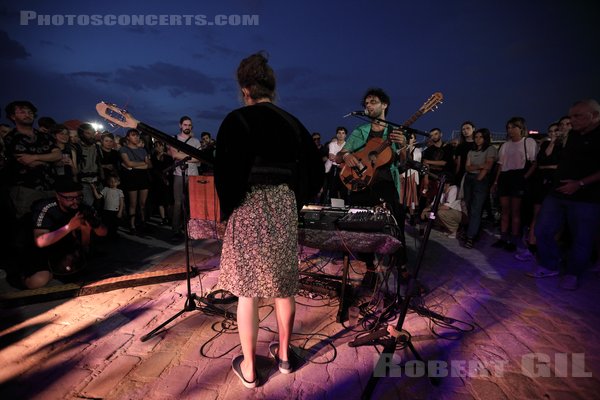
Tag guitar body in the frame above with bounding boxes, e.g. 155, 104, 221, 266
339, 92, 443, 192
339, 138, 394, 191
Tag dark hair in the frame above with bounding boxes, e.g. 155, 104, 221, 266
429, 128, 442, 134
237, 51, 276, 101
362, 88, 390, 114
505, 116, 527, 137
5, 100, 38, 120
101, 132, 115, 140
49, 124, 68, 135
336, 126, 347, 135
38, 116, 57, 130
179, 116, 192, 125
200, 131, 211, 139
473, 128, 492, 151
125, 128, 139, 137
77, 123, 95, 138
459, 121, 475, 144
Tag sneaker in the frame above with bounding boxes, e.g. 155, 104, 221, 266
559, 275, 578, 290
464, 237, 474, 249
269, 342, 294, 374
515, 249, 535, 261
231, 355, 258, 389
526, 266, 559, 278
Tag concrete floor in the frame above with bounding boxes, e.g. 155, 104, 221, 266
1, 220, 599, 399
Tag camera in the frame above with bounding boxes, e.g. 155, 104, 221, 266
78, 204, 102, 228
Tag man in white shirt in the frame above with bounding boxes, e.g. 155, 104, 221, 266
169, 116, 201, 242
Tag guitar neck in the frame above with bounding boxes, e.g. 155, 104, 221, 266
136, 122, 213, 166
402, 110, 424, 127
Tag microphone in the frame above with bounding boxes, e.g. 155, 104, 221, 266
343, 110, 367, 118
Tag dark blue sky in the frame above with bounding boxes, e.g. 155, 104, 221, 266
2, 0, 599, 141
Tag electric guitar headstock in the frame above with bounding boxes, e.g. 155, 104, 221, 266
95, 102, 140, 129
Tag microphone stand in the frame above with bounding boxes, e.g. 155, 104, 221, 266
347, 113, 430, 139
140, 153, 234, 342
350, 173, 453, 399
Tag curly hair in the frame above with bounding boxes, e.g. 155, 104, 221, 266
237, 51, 276, 100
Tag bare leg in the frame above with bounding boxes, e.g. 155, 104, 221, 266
237, 297, 258, 382
274, 296, 296, 361
128, 191, 138, 229
138, 189, 149, 223
510, 197, 522, 237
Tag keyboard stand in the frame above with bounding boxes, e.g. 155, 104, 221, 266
298, 229, 402, 323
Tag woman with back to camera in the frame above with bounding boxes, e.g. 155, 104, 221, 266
214, 52, 324, 388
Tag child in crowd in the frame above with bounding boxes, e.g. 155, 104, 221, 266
92, 175, 124, 240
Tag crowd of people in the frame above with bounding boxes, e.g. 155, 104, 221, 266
0, 100, 217, 289
0, 54, 598, 387
314, 98, 600, 293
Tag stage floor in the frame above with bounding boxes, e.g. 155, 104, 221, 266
1, 221, 599, 399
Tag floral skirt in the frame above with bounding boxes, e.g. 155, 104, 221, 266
217, 184, 299, 298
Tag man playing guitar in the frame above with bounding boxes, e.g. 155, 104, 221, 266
335, 88, 408, 276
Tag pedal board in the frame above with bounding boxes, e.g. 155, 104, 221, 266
299, 275, 342, 298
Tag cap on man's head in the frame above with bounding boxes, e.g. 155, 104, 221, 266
54, 178, 83, 193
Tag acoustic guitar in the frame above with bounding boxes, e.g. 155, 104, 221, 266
339, 92, 443, 192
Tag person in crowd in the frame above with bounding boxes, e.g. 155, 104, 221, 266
421, 128, 455, 205
321, 126, 348, 204
91, 175, 124, 241
491, 117, 537, 252
198, 131, 216, 173
150, 140, 174, 225
169, 116, 201, 242
515, 122, 564, 261
98, 132, 121, 179
50, 124, 78, 181
0, 123, 11, 139
3, 100, 60, 219
119, 129, 151, 235
399, 131, 423, 225
454, 121, 477, 182
76, 123, 103, 207
558, 115, 571, 145
37, 116, 56, 134
529, 99, 600, 290
14, 179, 107, 289
462, 128, 498, 248
421, 178, 463, 238
200, 131, 216, 150
214, 52, 323, 388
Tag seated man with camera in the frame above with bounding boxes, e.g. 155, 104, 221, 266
24, 179, 107, 289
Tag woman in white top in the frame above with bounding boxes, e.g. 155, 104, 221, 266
491, 117, 537, 251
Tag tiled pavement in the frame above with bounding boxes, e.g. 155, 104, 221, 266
1, 221, 599, 399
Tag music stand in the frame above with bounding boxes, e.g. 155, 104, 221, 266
349, 174, 448, 399
140, 161, 233, 342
